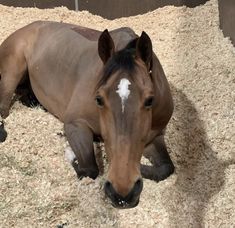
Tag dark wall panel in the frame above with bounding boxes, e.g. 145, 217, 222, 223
78, 0, 208, 19
0, 0, 75, 10
1, 0, 234, 47
219, 0, 235, 46
0, 0, 208, 19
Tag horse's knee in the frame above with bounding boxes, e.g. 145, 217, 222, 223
0, 87, 12, 118
0, 105, 10, 119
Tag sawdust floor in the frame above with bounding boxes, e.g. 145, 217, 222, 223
0, 0, 234, 227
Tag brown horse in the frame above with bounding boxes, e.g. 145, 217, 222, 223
0, 21, 174, 208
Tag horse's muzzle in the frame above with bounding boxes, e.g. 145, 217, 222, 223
104, 178, 143, 209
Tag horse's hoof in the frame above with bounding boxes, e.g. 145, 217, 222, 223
76, 167, 99, 180
72, 159, 99, 180
156, 163, 175, 182
86, 168, 99, 180
0, 123, 7, 142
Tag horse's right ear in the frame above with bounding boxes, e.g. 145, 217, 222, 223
136, 31, 152, 70
98, 29, 115, 64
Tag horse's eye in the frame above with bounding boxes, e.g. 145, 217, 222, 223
144, 97, 154, 108
95, 96, 104, 107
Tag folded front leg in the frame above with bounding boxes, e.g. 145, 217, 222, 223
141, 135, 175, 181
64, 121, 99, 180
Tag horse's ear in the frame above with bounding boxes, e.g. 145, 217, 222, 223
136, 31, 152, 70
98, 29, 115, 64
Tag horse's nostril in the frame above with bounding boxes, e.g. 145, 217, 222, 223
105, 181, 111, 189
135, 178, 142, 186
133, 178, 143, 194
104, 181, 113, 196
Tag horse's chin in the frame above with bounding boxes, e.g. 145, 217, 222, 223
111, 198, 140, 209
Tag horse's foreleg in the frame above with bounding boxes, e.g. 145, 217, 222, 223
0, 74, 19, 143
0, 56, 27, 119
64, 122, 99, 180
0, 65, 26, 142
141, 135, 174, 181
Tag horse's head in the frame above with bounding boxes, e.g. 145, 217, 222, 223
96, 30, 154, 208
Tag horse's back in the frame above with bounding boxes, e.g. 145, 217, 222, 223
0, 21, 92, 119
26, 22, 99, 119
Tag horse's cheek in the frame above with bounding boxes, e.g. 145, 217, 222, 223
140, 111, 152, 140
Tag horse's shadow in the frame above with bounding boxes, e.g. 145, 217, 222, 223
164, 85, 234, 227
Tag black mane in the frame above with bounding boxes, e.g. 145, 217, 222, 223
96, 38, 138, 89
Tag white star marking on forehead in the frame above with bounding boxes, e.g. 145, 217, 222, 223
116, 78, 131, 113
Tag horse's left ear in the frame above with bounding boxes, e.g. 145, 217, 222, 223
136, 31, 152, 70
98, 29, 115, 64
